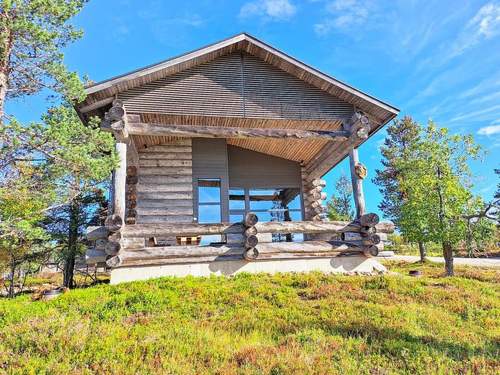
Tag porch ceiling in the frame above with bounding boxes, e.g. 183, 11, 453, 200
131, 113, 345, 163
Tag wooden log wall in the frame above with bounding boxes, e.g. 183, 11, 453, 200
126, 166, 138, 224
301, 166, 327, 222
135, 139, 194, 225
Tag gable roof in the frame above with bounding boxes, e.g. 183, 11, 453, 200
77, 33, 398, 124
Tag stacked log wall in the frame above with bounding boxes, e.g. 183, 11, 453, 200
135, 139, 194, 226
301, 166, 327, 223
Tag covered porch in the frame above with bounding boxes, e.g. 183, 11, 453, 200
85, 101, 394, 282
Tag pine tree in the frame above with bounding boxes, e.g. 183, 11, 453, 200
327, 173, 354, 221
0, 0, 87, 120
373, 116, 427, 260
0, 1, 116, 292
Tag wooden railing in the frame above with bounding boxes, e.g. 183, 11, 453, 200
85, 213, 394, 268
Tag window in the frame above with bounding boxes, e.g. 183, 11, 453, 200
197, 178, 221, 223
229, 187, 303, 242
197, 179, 223, 245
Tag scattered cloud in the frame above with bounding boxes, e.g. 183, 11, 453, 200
239, 0, 297, 20
314, 0, 371, 35
477, 124, 500, 136
450, 2, 500, 57
450, 104, 500, 123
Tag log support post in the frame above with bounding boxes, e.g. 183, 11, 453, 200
114, 141, 127, 220
348, 147, 366, 218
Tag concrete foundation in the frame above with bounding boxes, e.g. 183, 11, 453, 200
110, 255, 386, 284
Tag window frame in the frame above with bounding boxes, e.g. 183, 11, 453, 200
228, 187, 302, 223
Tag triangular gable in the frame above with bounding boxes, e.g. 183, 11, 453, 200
117, 52, 354, 121
77, 33, 398, 125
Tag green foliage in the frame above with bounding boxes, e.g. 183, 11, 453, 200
1, 106, 116, 197
374, 116, 421, 227
396, 122, 481, 247
0, 106, 116, 291
0, 0, 88, 106
0, 165, 53, 297
463, 197, 498, 256
0, 1, 111, 291
0, 269, 498, 373
326, 173, 354, 221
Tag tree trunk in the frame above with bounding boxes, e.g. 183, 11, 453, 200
442, 241, 454, 276
7, 262, 16, 298
0, 71, 8, 122
63, 201, 80, 288
418, 241, 426, 263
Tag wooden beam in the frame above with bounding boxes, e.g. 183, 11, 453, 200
78, 97, 114, 113
101, 100, 129, 141
305, 112, 372, 179
125, 121, 350, 141
122, 222, 247, 238
86, 226, 109, 240
106, 240, 370, 267
120, 216, 389, 240
85, 249, 107, 264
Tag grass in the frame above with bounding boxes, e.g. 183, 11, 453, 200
0, 262, 498, 374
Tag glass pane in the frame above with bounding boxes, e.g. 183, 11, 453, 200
286, 190, 302, 210
255, 211, 272, 222
230, 214, 243, 223
289, 210, 303, 221
229, 188, 245, 210
199, 234, 224, 246
198, 204, 221, 224
198, 179, 221, 203
249, 189, 280, 210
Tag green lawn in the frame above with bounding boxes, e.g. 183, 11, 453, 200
0, 262, 498, 374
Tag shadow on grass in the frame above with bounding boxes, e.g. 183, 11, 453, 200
328, 322, 497, 360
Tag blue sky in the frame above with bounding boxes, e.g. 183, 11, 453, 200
7, 0, 500, 220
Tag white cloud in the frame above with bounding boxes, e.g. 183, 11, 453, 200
450, 104, 500, 123
450, 2, 500, 57
239, 0, 297, 20
314, 0, 370, 35
477, 124, 500, 136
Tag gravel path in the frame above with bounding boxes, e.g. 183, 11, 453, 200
388, 255, 500, 269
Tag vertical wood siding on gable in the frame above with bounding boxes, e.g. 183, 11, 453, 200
118, 52, 354, 120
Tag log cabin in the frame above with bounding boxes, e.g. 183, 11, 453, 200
76, 33, 399, 284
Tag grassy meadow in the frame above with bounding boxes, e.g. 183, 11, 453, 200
0, 261, 498, 374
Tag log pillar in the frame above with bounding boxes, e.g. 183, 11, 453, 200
348, 147, 366, 218
114, 141, 127, 220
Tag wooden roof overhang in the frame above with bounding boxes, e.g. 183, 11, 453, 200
76, 33, 399, 178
